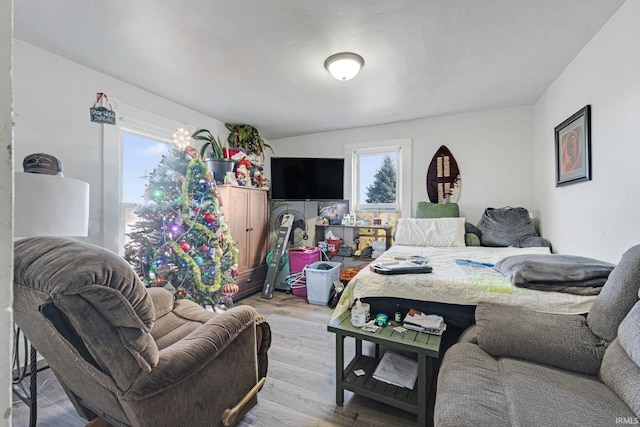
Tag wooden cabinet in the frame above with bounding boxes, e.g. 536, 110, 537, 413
218, 185, 269, 300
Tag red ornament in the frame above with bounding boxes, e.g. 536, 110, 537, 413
179, 241, 191, 252
231, 267, 239, 277
200, 245, 210, 253
204, 212, 215, 224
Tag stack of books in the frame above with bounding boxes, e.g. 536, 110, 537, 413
403, 309, 447, 335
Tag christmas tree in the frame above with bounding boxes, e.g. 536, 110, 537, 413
124, 145, 239, 307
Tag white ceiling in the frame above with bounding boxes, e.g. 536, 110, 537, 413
14, 0, 624, 140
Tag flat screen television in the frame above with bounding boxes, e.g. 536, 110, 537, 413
270, 157, 344, 200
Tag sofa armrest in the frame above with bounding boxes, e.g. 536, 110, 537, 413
126, 305, 258, 399
146, 287, 175, 319
255, 316, 271, 380
475, 302, 606, 375
457, 325, 479, 344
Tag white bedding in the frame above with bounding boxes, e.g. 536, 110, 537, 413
332, 245, 596, 320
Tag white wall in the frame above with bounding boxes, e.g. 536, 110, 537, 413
13, 40, 228, 249
269, 106, 535, 225
533, 0, 640, 263
0, 1, 12, 424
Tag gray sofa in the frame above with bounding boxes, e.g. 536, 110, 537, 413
434, 245, 640, 427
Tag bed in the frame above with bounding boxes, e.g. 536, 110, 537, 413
332, 244, 597, 328
331, 213, 599, 329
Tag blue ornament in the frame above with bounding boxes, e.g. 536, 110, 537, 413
194, 256, 204, 266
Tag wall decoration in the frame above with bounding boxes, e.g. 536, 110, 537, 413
426, 145, 461, 203
89, 92, 116, 125
555, 105, 591, 186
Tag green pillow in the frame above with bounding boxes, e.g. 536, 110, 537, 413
415, 202, 460, 218
465, 233, 481, 246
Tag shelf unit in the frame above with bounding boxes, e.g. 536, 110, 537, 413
314, 224, 393, 252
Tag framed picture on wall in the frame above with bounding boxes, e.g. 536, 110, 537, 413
555, 105, 591, 186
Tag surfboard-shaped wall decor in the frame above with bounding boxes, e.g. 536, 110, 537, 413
426, 145, 461, 203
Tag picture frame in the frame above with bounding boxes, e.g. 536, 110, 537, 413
555, 105, 591, 186
318, 200, 349, 225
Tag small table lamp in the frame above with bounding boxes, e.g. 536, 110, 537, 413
13, 157, 90, 427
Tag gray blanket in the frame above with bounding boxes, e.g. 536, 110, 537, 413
494, 254, 615, 295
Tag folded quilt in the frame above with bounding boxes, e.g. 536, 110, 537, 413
494, 254, 615, 295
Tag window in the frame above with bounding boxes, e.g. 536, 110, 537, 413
121, 133, 172, 245
355, 147, 400, 209
102, 104, 187, 254
345, 138, 412, 214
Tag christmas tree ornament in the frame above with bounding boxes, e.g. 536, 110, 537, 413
204, 212, 215, 223
172, 127, 191, 150
179, 241, 191, 252
214, 294, 234, 312
221, 282, 239, 296
194, 256, 204, 266
200, 245, 210, 253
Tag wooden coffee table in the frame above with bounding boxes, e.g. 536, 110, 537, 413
328, 311, 442, 427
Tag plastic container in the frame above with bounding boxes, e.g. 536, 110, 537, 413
327, 239, 342, 255
290, 278, 307, 298
305, 261, 341, 305
351, 298, 366, 327
288, 246, 321, 274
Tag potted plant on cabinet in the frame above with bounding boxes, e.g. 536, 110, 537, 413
191, 128, 236, 184
225, 123, 274, 159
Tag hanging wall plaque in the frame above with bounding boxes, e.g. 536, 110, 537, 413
426, 145, 461, 203
90, 92, 116, 125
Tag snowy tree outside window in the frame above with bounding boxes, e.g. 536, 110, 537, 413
354, 147, 401, 210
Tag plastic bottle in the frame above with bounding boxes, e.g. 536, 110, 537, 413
351, 298, 366, 327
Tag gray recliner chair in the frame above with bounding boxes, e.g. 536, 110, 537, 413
434, 244, 640, 426
13, 237, 271, 427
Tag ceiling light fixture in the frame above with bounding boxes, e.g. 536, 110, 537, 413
324, 52, 365, 81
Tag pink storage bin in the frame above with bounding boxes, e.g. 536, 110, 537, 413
290, 279, 307, 298
288, 246, 321, 274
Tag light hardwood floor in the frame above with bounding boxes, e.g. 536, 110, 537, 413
12, 291, 455, 426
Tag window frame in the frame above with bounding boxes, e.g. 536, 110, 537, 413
103, 103, 186, 254
345, 138, 412, 215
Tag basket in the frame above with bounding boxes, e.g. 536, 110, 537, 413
327, 239, 342, 256
288, 246, 321, 274
305, 261, 341, 305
